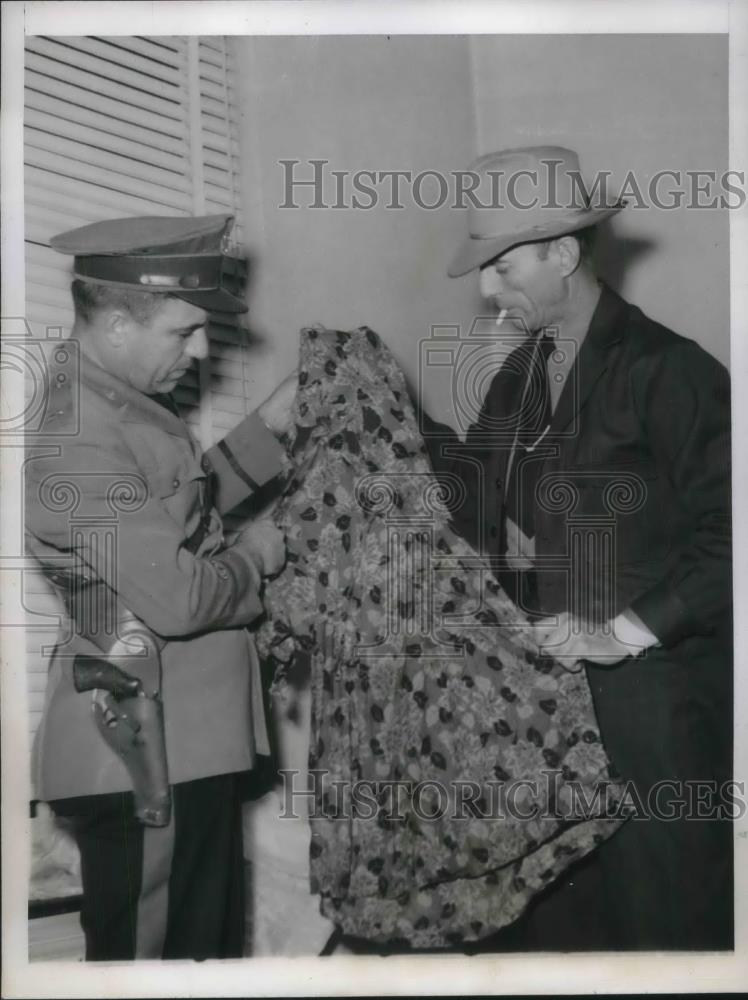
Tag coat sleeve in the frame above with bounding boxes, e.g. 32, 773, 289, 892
416, 405, 463, 478
416, 357, 520, 550
25, 436, 267, 639
205, 411, 285, 514
415, 405, 488, 544
627, 341, 732, 646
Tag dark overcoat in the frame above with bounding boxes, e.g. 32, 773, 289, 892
423, 284, 733, 947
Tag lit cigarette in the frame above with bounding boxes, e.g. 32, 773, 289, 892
495, 308, 508, 327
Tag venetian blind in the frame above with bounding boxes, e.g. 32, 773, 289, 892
23, 34, 250, 740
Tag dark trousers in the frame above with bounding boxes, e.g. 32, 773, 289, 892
472, 643, 734, 953
52, 773, 245, 961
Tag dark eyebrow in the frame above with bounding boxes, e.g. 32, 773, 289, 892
175, 323, 205, 336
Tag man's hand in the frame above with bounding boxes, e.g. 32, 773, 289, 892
504, 516, 535, 570
535, 611, 654, 667
235, 520, 286, 580
257, 371, 298, 438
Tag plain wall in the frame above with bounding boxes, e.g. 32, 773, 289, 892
233, 35, 479, 424
233, 34, 730, 429
471, 33, 730, 368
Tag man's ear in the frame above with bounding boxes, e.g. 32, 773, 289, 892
104, 309, 129, 348
555, 235, 582, 277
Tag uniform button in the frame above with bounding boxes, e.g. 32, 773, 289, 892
215, 563, 228, 579
172, 478, 180, 489
201, 456, 211, 473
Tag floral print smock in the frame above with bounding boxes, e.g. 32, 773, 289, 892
256, 326, 625, 949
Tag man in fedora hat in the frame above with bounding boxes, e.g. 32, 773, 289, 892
422, 147, 732, 949
24, 214, 297, 960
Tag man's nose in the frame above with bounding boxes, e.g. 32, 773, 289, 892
185, 327, 209, 361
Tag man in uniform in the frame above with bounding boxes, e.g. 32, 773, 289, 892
25, 214, 296, 960
422, 148, 732, 949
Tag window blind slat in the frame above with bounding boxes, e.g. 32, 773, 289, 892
27, 37, 185, 103
200, 93, 234, 123
24, 128, 192, 195
95, 34, 186, 68
202, 148, 241, 173
198, 61, 228, 86
199, 77, 234, 105
26, 280, 79, 312
25, 236, 71, 263
26, 108, 188, 175
199, 130, 233, 156
28, 691, 46, 712
66, 35, 184, 85
25, 312, 74, 338
23, 258, 71, 293
198, 40, 224, 61
25, 89, 187, 157
204, 184, 236, 208
25, 172, 191, 226
25, 50, 187, 124
25, 72, 188, 141
25, 147, 192, 211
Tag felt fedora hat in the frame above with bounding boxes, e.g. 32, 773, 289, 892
448, 146, 625, 277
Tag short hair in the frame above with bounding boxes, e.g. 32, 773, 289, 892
71, 279, 178, 325
534, 225, 598, 266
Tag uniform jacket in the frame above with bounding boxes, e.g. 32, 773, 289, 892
25, 351, 285, 800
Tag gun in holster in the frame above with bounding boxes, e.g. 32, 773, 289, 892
72, 617, 171, 828
34, 555, 172, 827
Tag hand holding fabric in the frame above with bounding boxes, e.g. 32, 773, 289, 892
235, 519, 286, 580
257, 370, 298, 439
504, 515, 535, 570
538, 610, 658, 666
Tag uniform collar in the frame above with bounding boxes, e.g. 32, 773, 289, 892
78, 352, 190, 439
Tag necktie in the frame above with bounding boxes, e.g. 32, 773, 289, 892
503, 333, 554, 545
155, 392, 181, 418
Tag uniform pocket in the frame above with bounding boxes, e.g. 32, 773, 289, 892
150, 456, 211, 541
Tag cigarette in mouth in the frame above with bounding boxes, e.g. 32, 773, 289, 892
495, 308, 508, 327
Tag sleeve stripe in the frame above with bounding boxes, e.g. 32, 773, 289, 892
215, 438, 261, 494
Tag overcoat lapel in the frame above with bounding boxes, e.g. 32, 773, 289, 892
550, 284, 626, 436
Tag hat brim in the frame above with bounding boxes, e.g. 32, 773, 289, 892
447, 205, 624, 278
174, 288, 248, 314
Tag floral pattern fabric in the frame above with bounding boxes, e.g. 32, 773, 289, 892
256, 326, 625, 948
